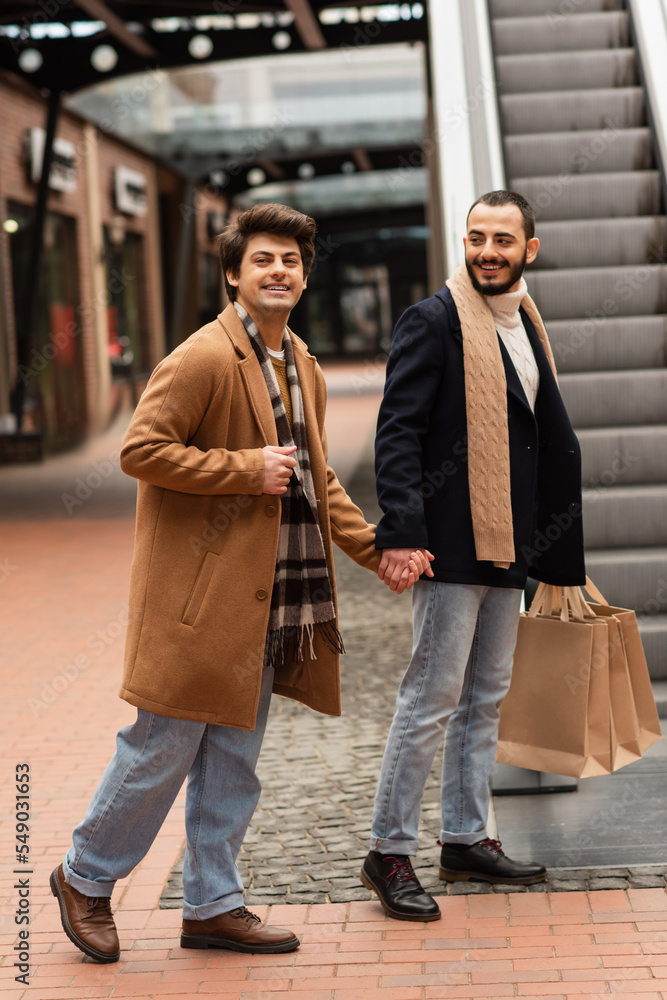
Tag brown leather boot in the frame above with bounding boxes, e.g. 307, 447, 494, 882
50, 864, 120, 963
181, 906, 299, 954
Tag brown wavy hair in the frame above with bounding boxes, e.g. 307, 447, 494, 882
218, 203, 317, 302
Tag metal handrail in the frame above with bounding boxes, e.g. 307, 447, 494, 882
627, 0, 667, 191
427, 0, 505, 276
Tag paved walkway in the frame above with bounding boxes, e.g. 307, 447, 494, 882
1, 364, 667, 999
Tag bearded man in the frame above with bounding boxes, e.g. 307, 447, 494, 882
360, 190, 586, 921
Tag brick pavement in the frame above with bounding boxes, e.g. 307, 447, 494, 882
2, 374, 667, 999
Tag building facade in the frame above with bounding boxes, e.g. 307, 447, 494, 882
0, 72, 225, 455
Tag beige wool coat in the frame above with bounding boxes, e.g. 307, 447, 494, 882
119, 303, 381, 730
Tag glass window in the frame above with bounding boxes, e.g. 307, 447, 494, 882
103, 227, 149, 377
289, 223, 427, 357
7, 201, 86, 452
339, 264, 392, 355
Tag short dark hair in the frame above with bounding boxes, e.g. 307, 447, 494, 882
217, 203, 317, 301
467, 189, 536, 241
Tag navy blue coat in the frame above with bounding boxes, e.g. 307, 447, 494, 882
374, 287, 586, 589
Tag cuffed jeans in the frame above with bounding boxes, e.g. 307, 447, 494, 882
63, 663, 275, 919
370, 581, 522, 855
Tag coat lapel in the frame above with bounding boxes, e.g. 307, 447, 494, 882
497, 334, 533, 415
520, 307, 560, 406
496, 307, 559, 418
238, 355, 279, 447
290, 334, 323, 491
291, 332, 316, 407
217, 304, 278, 447
521, 307, 577, 436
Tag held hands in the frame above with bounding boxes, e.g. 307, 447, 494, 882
262, 448, 434, 590
262, 444, 297, 494
379, 548, 435, 594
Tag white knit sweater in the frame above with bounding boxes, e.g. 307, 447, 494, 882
485, 277, 540, 411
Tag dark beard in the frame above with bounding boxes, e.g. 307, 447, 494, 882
465, 247, 527, 296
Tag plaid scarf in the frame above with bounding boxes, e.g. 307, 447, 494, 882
234, 302, 343, 668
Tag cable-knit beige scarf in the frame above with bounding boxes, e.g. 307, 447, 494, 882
445, 263, 558, 569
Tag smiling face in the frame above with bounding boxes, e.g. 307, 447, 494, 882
226, 233, 307, 321
464, 202, 539, 296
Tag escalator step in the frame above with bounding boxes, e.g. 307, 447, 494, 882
582, 484, 667, 550
513, 172, 661, 222
558, 369, 667, 427
505, 128, 653, 177
493, 11, 628, 56
582, 549, 667, 618
547, 315, 667, 372
501, 87, 644, 135
490, 0, 623, 16
526, 264, 667, 320
496, 49, 636, 93
578, 425, 667, 486
529, 217, 667, 270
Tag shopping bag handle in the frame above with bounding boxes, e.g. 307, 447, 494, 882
528, 583, 569, 622
540, 584, 567, 622
563, 586, 595, 622
583, 575, 608, 605
554, 587, 591, 622
527, 581, 550, 617
528, 583, 586, 622
528, 583, 573, 620
528, 582, 561, 618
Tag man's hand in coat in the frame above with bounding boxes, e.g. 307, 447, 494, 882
263, 444, 297, 494
379, 548, 435, 594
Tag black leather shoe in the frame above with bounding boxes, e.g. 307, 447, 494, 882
360, 851, 441, 921
439, 839, 547, 885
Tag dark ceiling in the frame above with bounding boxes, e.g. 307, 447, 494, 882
0, 1, 428, 93
0, 1, 428, 195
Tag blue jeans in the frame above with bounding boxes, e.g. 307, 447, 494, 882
371, 581, 522, 855
63, 664, 275, 919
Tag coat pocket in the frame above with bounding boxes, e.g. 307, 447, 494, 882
182, 551, 217, 627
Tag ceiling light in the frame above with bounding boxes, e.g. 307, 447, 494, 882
209, 170, 228, 188
18, 48, 42, 72
91, 44, 118, 72
188, 34, 213, 59
272, 31, 291, 50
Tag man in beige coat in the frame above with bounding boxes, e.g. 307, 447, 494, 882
50, 202, 432, 963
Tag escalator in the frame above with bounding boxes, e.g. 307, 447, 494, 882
490, 0, 667, 693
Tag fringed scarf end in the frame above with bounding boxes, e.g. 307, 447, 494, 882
266, 620, 345, 668
316, 619, 346, 656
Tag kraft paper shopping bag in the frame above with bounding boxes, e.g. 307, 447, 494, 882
497, 583, 612, 778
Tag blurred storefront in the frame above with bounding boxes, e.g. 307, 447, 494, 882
68, 42, 429, 360
1, 31, 430, 455
290, 213, 427, 357
6, 202, 87, 452
0, 73, 226, 455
